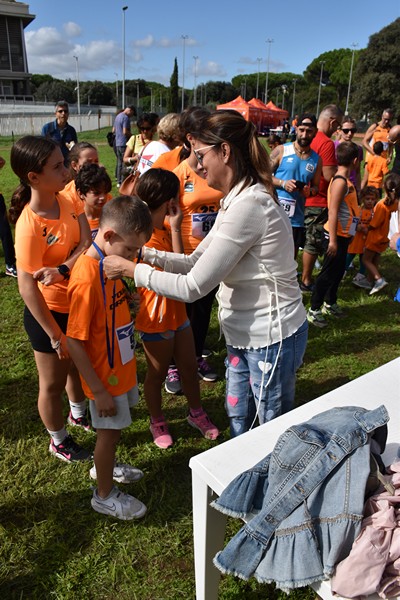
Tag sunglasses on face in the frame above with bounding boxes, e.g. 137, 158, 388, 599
341, 128, 357, 134
57, 109, 68, 114
193, 145, 216, 166
140, 127, 152, 132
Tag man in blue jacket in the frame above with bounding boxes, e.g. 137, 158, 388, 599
41, 100, 77, 164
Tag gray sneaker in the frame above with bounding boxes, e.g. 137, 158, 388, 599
90, 462, 144, 484
91, 486, 147, 520
307, 308, 328, 328
369, 278, 388, 295
352, 273, 372, 290
322, 302, 346, 318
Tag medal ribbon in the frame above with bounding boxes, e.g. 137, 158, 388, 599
92, 241, 116, 371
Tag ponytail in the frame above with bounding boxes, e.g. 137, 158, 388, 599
9, 183, 32, 224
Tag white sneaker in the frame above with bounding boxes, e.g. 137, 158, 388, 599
90, 462, 144, 484
352, 273, 372, 290
91, 486, 147, 520
369, 278, 388, 295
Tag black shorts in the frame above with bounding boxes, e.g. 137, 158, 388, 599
292, 226, 305, 251
24, 306, 69, 353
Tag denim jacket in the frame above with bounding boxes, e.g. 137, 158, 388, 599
212, 405, 389, 592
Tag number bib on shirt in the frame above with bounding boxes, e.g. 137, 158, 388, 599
191, 212, 217, 239
348, 216, 359, 237
116, 321, 135, 365
278, 195, 296, 218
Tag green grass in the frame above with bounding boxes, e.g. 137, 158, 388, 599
1, 130, 400, 599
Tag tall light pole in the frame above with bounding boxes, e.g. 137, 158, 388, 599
256, 57, 262, 99
181, 34, 189, 111
345, 43, 358, 115
193, 55, 199, 105
281, 84, 287, 111
114, 72, 118, 109
73, 55, 81, 132
264, 38, 274, 104
291, 78, 297, 119
316, 60, 325, 117
122, 6, 128, 108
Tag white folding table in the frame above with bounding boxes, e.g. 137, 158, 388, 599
189, 358, 400, 600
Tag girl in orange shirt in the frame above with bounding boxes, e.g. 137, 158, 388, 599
9, 136, 92, 462
61, 142, 100, 204
363, 173, 400, 295
135, 169, 219, 449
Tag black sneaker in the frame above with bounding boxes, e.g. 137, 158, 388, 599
49, 434, 92, 462
67, 410, 92, 432
299, 281, 314, 293
164, 366, 182, 394
197, 358, 218, 382
5, 265, 17, 278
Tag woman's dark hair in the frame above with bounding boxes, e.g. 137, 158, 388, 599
9, 135, 58, 223
68, 141, 98, 176
137, 112, 159, 129
178, 106, 210, 163
193, 110, 276, 198
75, 163, 112, 196
136, 168, 180, 211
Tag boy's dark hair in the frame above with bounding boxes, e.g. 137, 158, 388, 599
383, 173, 400, 197
336, 141, 359, 166
75, 163, 112, 195
373, 141, 384, 155
99, 195, 152, 237
136, 168, 180, 211
359, 186, 379, 203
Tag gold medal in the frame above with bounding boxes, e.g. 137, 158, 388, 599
108, 374, 119, 386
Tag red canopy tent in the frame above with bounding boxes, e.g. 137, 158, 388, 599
216, 95, 261, 127
216, 96, 289, 133
264, 101, 289, 127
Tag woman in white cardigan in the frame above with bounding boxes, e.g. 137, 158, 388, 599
104, 110, 308, 437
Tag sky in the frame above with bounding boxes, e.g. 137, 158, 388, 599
23, 0, 400, 88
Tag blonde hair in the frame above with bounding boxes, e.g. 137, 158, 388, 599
157, 113, 180, 146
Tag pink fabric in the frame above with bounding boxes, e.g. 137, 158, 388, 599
331, 460, 400, 600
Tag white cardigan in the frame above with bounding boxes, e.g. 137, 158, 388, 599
134, 181, 306, 349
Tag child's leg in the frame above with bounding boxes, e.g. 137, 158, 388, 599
345, 252, 356, 271
34, 351, 69, 431
173, 325, 201, 411
94, 428, 121, 498
325, 237, 350, 306
142, 337, 175, 420
358, 253, 367, 275
362, 249, 381, 281
65, 360, 86, 404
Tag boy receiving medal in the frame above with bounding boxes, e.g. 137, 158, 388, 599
67, 196, 152, 520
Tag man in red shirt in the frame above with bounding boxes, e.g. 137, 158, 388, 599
301, 105, 343, 291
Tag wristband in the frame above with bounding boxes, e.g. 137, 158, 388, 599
51, 337, 62, 351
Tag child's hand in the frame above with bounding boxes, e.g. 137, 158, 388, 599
168, 199, 183, 229
94, 389, 116, 418
327, 240, 337, 257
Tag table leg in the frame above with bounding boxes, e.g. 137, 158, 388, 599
192, 471, 228, 600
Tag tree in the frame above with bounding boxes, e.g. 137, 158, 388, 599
34, 79, 75, 103
168, 58, 179, 113
352, 18, 400, 118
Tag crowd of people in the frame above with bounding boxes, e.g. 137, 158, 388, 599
1, 99, 399, 521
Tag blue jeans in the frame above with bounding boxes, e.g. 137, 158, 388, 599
225, 319, 308, 437
116, 145, 126, 185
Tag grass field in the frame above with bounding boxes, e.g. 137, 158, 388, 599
0, 129, 399, 599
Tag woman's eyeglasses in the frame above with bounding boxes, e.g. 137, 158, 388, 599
193, 145, 216, 166
341, 128, 357, 134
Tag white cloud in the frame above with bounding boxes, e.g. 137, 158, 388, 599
199, 61, 226, 78
63, 22, 81, 37
133, 35, 154, 48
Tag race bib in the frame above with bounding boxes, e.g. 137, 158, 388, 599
191, 212, 217, 239
348, 216, 359, 237
278, 195, 296, 218
116, 321, 135, 365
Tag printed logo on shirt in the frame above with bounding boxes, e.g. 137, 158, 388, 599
184, 181, 194, 193
306, 163, 315, 173
71, 212, 77, 220
287, 157, 294, 163
47, 233, 59, 246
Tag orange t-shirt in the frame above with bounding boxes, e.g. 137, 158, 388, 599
347, 207, 374, 254
85, 194, 112, 240
365, 199, 398, 253
135, 226, 188, 333
67, 253, 137, 398
61, 179, 80, 204
173, 159, 223, 254
366, 155, 389, 188
151, 146, 182, 171
371, 125, 390, 159
15, 194, 84, 313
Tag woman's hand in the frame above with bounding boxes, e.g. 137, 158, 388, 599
51, 332, 70, 360
33, 266, 64, 286
103, 255, 136, 280
167, 199, 183, 230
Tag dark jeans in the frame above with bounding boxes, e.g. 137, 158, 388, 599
0, 194, 16, 266
311, 235, 350, 310
116, 145, 126, 185
186, 286, 218, 357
